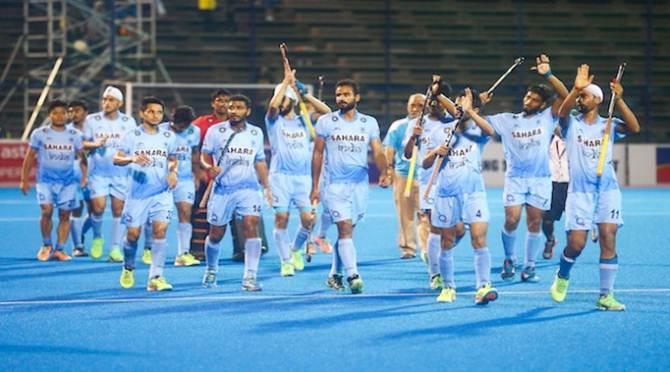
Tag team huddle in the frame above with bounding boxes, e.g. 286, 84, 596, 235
20, 54, 640, 310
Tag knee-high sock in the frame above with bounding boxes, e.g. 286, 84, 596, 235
319, 211, 332, 238
439, 249, 456, 288
243, 238, 262, 280
143, 220, 153, 249
82, 214, 93, 237
524, 231, 543, 268
205, 236, 220, 272
176, 223, 192, 255
92, 214, 103, 239
111, 217, 123, 248
292, 226, 311, 252
337, 238, 358, 278
427, 233, 441, 276
473, 247, 491, 288
501, 228, 517, 261
558, 251, 576, 279
329, 241, 342, 276
273, 228, 291, 262
123, 238, 138, 270
542, 219, 555, 241
599, 256, 619, 295
70, 216, 84, 248
149, 238, 167, 278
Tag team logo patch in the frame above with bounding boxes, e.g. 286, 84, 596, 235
512, 115, 518, 119
219, 127, 226, 133
164, 132, 171, 138
38, 193, 45, 201
332, 210, 341, 218
134, 130, 141, 136
361, 117, 367, 123
576, 217, 585, 226
251, 129, 258, 135
95, 115, 101, 120
122, 116, 128, 121
332, 116, 339, 122
506, 194, 515, 202
439, 214, 447, 222
427, 197, 435, 204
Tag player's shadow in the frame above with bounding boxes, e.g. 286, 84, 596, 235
0, 343, 143, 356
0, 263, 120, 282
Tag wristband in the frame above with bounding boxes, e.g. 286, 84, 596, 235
543, 71, 554, 78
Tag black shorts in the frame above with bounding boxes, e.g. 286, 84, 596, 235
543, 182, 568, 221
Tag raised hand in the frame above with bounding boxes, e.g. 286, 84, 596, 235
532, 53, 551, 76
610, 80, 624, 99
461, 88, 474, 112
574, 64, 594, 91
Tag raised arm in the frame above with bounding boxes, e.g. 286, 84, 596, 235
532, 54, 570, 116
461, 88, 496, 137
611, 81, 640, 134
558, 64, 594, 119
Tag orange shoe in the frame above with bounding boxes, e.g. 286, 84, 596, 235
53, 250, 72, 261
37, 246, 53, 261
314, 236, 332, 254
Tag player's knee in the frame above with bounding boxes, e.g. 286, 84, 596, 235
242, 217, 259, 239
274, 213, 289, 228
126, 228, 141, 242
471, 233, 486, 249
208, 226, 225, 243
504, 216, 520, 231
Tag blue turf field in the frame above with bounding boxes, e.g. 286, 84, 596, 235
1, 187, 669, 371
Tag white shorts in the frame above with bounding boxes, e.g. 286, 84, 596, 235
36, 182, 78, 210
207, 188, 262, 226
565, 189, 623, 231
121, 191, 173, 228
432, 192, 489, 228
89, 175, 128, 200
322, 181, 368, 224
270, 172, 311, 213
419, 182, 436, 212
173, 179, 196, 204
503, 177, 551, 210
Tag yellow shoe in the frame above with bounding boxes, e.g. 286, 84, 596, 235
119, 268, 135, 289
108, 246, 123, 263
437, 287, 456, 303
147, 276, 173, 291
142, 249, 152, 265
36, 246, 53, 261
280, 262, 295, 277
291, 250, 304, 271
550, 273, 570, 303
90, 238, 104, 259
174, 253, 200, 267
596, 293, 625, 311
475, 283, 498, 305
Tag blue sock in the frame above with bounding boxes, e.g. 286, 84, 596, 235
337, 238, 358, 278
599, 256, 619, 295
205, 236, 220, 272
43, 237, 52, 247
558, 252, 576, 279
243, 238, 262, 280
427, 233, 441, 276
439, 249, 456, 288
501, 228, 517, 261
82, 215, 93, 236
149, 238, 167, 278
70, 216, 83, 248
291, 226, 311, 252
55, 243, 66, 252
123, 238, 138, 270
473, 247, 491, 288
524, 231, 543, 268
92, 214, 103, 239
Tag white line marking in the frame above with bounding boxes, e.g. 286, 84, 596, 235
1, 288, 667, 306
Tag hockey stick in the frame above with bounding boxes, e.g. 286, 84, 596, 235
487, 57, 525, 95
279, 43, 316, 139
422, 121, 459, 201
317, 75, 324, 101
404, 75, 441, 197
198, 131, 239, 209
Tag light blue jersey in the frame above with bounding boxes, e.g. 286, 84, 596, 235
29, 125, 83, 184
119, 126, 178, 199
560, 110, 625, 193
66, 123, 85, 182
383, 117, 413, 178
159, 122, 200, 179
265, 114, 311, 175
201, 121, 266, 194
431, 120, 489, 197
315, 110, 380, 183
486, 107, 557, 178
402, 116, 445, 185
84, 111, 136, 178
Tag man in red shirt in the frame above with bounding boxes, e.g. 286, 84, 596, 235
193, 89, 232, 144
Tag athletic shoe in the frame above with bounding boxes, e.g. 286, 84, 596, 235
596, 293, 626, 311
430, 273, 444, 290
174, 253, 200, 267
347, 274, 364, 294
72, 247, 88, 257
36, 245, 53, 261
90, 238, 104, 259
119, 268, 134, 289
241, 277, 262, 292
400, 253, 416, 259
550, 272, 570, 303
291, 250, 304, 271
501, 258, 516, 280
314, 236, 332, 253
108, 246, 123, 263
280, 262, 295, 277
543, 236, 556, 260
202, 269, 217, 288
437, 287, 456, 303
142, 249, 152, 265
147, 276, 173, 291
52, 250, 72, 261
475, 283, 498, 305
305, 242, 317, 257
326, 274, 344, 291
520, 266, 540, 282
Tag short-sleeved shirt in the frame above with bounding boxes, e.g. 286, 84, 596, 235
431, 120, 489, 197
193, 113, 226, 144
315, 110, 380, 184
29, 125, 83, 184
383, 117, 413, 178
486, 107, 557, 178
119, 125, 178, 199
401, 116, 447, 185
265, 114, 311, 176
66, 122, 85, 181
560, 110, 625, 193
84, 111, 136, 178
201, 121, 266, 193
159, 122, 200, 180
